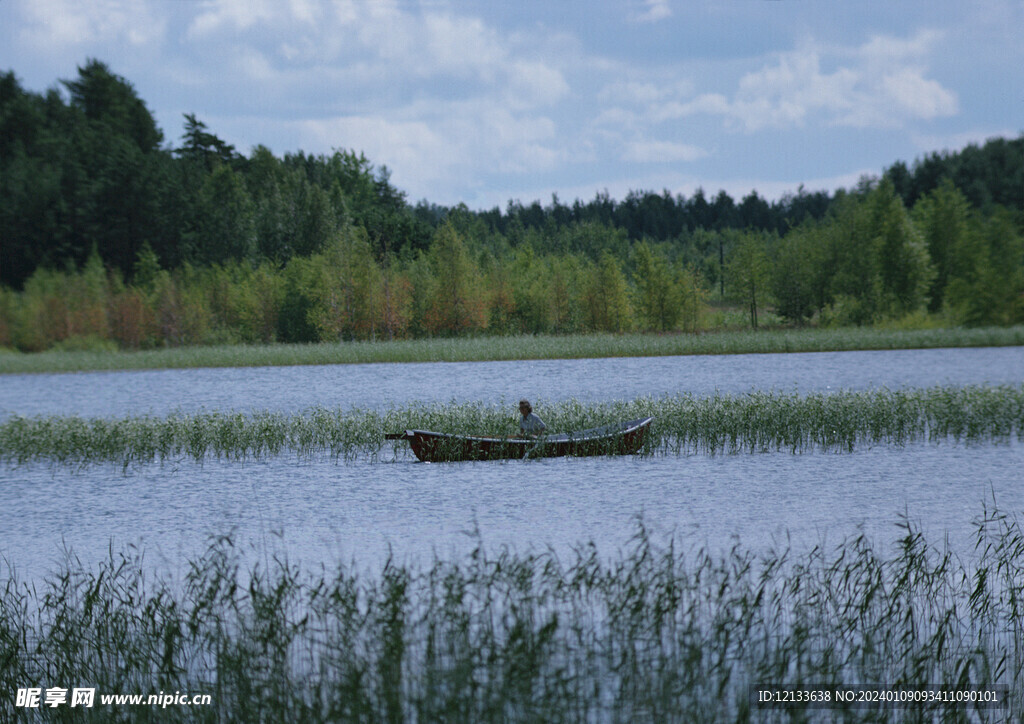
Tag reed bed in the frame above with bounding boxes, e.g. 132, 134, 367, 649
1, 384, 1022, 467
3, 509, 1023, 722
2, 325, 1023, 374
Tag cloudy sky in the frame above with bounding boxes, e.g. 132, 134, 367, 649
2, 0, 1021, 209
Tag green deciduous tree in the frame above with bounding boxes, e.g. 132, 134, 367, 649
378, 258, 412, 341
547, 254, 584, 333
945, 209, 1024, 326
248, 145, 294, 262
204, 261, 283, 343
310, 229, 386, 341
771, 222, 828, 324
868, 178, 934, 317
913, 179, 971, 311
423, 222, 487, 335
821, 182, 934, 325
152, 266, 213, 346
676, 264, 708, 333
276, 257, 319, 344
582, 252, 633, 332
632, 242, 682, 332
727, 232, 772, 329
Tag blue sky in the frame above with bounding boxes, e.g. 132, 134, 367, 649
2, 0, 1021, 209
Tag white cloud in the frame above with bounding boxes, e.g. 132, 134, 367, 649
622, 140, 707, 163
878, 69, 957, 120
292, 100, 564, 201
504, 60, 570, 108
857, 29, 944, 65
634, 0, 671, 24
181, 0, 569, 110
187, 0, 284, 37
642, 31, 957, 132
598, 79, 693, 106
18, 0, 166, 48
421, 14, 507, 75
653, 93, 732, 122
594, 107, 640, 128
287, 0, 318, 26
300, 115, 445, 173
728, 50, 856, 130
162, 0, 577, 202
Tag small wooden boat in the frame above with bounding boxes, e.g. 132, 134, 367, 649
386, 417, 654, 462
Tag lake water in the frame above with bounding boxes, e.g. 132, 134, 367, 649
2, 346, 1023, 418
1, 346, 1022, 582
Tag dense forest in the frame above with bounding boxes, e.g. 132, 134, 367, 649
1, 60, 1022, 351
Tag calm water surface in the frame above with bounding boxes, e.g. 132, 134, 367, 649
3, 443, 1021, 581
1, 347, 1022, 581
2, 346, 1022, 418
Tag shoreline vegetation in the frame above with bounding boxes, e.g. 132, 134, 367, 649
2, 385, 1021, 466
4, 64, 1022, 370
3, 508, 1023, 721
2, 325, 1023, 375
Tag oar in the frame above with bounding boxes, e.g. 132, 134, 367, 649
522, 433, 544, 460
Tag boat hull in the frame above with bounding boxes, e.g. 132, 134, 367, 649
395, 417, 654, 463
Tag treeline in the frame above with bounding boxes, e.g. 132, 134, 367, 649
1, 60, 433, 289
465, 136, 1024, 242
0, 225, 707, 350
1, 60, 1022, 351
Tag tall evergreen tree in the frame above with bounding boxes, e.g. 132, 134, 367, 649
177, 113, 237, 170
60, 61, 169, 276
190, 165, 257, 265
62, 59, 162, 153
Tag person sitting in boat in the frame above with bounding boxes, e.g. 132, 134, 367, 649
518, 399, 547, 438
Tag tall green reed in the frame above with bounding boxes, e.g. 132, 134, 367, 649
1, 385, 1021, 466
3, 508, 1023, 722
3, 326, 1023, 374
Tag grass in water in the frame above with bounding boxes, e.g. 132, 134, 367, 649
2, 508, 1023, 721
0, 384, 1021, 466
1, 325, 1023, 374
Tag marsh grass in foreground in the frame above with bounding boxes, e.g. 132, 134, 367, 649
3, 508, 1024, 722
1, 385, 1021, 467
2, 326, 1023, 374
